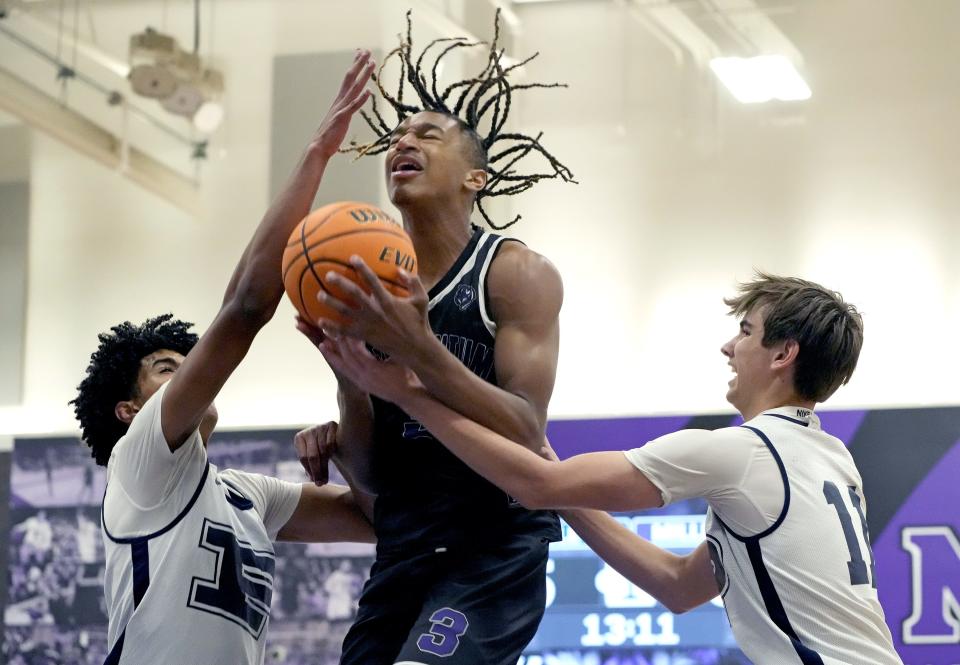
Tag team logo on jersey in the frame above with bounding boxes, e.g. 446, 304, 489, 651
453, 284, 477, 311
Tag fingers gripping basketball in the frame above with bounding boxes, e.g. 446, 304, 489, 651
282, 201, 418, 325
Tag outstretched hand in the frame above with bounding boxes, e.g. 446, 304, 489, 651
317, 335, 423, 405
310, 49, 375, 161
316, 258, 433, 363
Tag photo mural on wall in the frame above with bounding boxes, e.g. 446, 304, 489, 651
5, 407, 958, 665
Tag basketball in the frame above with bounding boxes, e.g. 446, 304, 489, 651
282, 201, 417, 326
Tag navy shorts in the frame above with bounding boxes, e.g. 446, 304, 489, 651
340, 534, 550, 665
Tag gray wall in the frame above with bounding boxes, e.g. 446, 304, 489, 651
271, 50, 382, 207
0, 124, 29, 405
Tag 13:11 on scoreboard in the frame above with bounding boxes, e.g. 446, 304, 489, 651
581, 612, 681, 647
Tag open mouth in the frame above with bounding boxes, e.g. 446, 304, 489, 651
390, 157, 424, 177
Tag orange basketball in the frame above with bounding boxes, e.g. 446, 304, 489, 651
282, 201, 417, 326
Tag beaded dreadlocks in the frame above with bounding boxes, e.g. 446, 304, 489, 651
343, 9, 576, 230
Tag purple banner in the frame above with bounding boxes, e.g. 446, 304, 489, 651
12, 407, 959, 664
874, 438, 960, 665
548, 408, 960, 664
547, 415, 691, 458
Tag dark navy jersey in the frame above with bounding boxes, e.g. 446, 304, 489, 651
371, 227, 561, 554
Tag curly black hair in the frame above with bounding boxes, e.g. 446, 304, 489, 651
70, 314, 198, 466
344, 9, 576, 230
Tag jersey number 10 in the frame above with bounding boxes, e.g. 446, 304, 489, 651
823, 481, 877, 588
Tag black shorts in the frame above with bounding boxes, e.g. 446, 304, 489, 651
340, 535, 549, 665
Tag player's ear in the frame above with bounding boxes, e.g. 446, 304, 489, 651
115, 400, 140, 424
464, 167, 487, 194
771, 339, 800, 370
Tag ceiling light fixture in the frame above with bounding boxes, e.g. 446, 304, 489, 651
127, 6, 225, 134
709, 55, 811, 104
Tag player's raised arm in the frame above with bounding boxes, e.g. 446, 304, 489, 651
160, 52, 374, 449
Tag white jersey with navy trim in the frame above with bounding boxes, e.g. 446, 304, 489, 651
625, 407, 902, 665
101, 382, 301, 665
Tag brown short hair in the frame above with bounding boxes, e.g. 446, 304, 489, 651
724, 272, 864, 403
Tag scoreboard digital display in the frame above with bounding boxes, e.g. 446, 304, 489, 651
524, 501, 743, 661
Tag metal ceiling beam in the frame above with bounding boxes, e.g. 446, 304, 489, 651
632, 0, 719, 66
701, 0, 803, 63
629, 0, 803, 68
0, 66, 201, 215
5, 5, 130, 77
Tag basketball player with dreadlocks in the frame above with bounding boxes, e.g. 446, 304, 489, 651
70, 53, 376, 665
295, 11, 575, 665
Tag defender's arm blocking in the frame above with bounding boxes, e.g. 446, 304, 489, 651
277, 483, 375, 544
160, 52, 374, 449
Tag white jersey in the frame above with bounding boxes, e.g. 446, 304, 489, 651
625, 406, 902, 665
101, 382, 301, 665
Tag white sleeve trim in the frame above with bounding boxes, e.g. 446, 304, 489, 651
218, 469, 303, 541
427, 232, 489, 310
477, 235, 507, 336
623, 448, 672, 506
268, 483, 303, 541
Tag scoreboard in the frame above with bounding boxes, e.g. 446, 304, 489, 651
526, 508, 739, 654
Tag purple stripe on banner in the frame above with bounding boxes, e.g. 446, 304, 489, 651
546, 416, 691, 458
816, 410, 868, 446
873, 438, 960, 664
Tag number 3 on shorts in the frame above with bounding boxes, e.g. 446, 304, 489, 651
416, 608, 469, 657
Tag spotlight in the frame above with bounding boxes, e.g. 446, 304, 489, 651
193, 100, 224, 133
